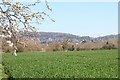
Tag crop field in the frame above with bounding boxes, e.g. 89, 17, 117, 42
0, 64, 8, 79
2, 50, 118, 78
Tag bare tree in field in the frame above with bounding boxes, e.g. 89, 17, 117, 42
0, 0, 54, 56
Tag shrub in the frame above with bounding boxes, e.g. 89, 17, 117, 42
2, 39, 42, 53
2, 40, 13, 53
68, 45, 75, 51
50, 43, 62, 51
76, 47, 80, 51
3, 46, 13, 53
17, 44, 24, 52
23, 40, 42, 52
102, 42, 117, 50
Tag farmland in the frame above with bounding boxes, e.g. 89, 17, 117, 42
2, 50, 118, 78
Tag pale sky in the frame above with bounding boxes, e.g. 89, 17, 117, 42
0, 0, 119, 37
37, 2, 118, 37
6, 0, 119, 2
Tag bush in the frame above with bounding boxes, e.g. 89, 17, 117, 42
102, 43, 117, 50
76, 47, 80, 51
23, 40, 42, 52
3, 46, 13, 53
2, 39, 42, 53
52, 44, 60, 51
2, 40, 13, 53
50, 43, 62, 51
17, 44, 24, 52
68, 45, 75, 51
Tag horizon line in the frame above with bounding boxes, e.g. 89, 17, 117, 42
39, 31, 118, 38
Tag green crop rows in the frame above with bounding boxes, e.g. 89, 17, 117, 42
2, 50, 118, 78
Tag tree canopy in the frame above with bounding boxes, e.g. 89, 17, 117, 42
0, 0, 54, 36
0, 0, 54, 56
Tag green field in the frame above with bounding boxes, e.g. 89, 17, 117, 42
0, 64, 8, 79
2, 50, 118, 78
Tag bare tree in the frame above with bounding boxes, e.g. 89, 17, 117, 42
0, 0, 54, 56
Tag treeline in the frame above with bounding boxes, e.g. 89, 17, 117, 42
2, 40, 42, 53
45, 40, 118, 52
2, 39, 118, 53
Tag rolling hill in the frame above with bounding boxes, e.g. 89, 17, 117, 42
24, 32, 118, 44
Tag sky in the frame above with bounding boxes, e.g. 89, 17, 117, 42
37, 2, 118, 37
0, 0, 118, 37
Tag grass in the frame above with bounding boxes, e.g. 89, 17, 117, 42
2, 50, 118, 78
0, 64, 9, 79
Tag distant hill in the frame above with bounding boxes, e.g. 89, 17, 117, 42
94, 34, 118, 41
38, 32, 118, 44
21, 32, 118, 44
